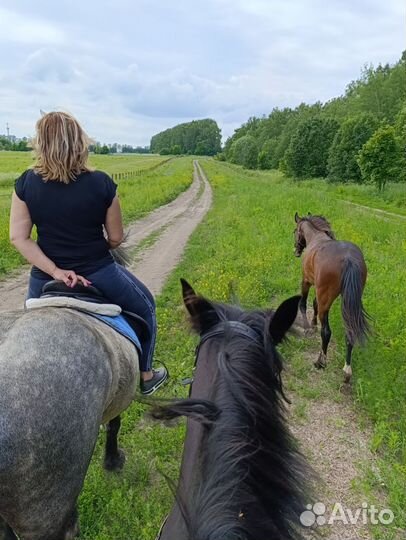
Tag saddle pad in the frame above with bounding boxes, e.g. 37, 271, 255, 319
25, 296, 122, 316
90, 313, 142, 354
25, 298, 142, 353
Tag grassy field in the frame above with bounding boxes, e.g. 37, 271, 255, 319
299, 177, 406, 216
0, 151, 168, 183
222, 166, 406, 217
0, 154, 193, 276
75, 160, 405, 539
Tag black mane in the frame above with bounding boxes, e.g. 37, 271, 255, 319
154, 295, 313, 540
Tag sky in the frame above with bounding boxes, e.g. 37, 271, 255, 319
0, 0, 404, 146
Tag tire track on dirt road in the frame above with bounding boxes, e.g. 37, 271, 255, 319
0, 160, 211, 311
129, 160, 212, 295
289, 324, 393, 540
342, 200, 406, 221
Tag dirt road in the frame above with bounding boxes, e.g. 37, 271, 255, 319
0, 160, 211, 311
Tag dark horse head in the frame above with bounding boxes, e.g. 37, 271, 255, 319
153, 280, 313, 540
294, 212, 336, 257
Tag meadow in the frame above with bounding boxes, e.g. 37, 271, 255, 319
76, 160, 405, 539
0, 153, 404, 538
0, 151, 168, 184
0, 153, 193, 276
297, 177, 406, 216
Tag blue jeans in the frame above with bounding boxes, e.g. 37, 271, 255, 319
28, 263, 156, 372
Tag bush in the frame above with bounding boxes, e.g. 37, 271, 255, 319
257, 150, 269, 170
171, 145, 181, 155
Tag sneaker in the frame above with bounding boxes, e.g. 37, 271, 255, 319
140, 367, 169, 395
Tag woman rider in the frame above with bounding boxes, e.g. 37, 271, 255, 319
9, 111, 168, 395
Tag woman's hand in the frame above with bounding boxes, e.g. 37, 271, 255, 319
52, 268, 92, 288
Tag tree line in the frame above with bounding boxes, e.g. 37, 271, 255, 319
0, 137, 30, 151
150, 119, 221, 156
222, 52, 406, 190
89, 143, 150, 154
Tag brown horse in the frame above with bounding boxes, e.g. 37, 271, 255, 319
294, 213, 369, 382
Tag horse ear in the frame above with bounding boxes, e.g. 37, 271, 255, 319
294, 212, 300, 223
181, 278, 196, 301
180, 278, 220, 332
269, 295, 300, 345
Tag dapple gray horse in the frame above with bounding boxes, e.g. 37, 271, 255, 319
0, 305, 139, 540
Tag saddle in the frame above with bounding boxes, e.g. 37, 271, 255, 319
25, 280, 149, 354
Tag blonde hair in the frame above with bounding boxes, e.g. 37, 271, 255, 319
33, 111, 92, 183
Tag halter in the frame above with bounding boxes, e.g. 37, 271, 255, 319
182, 321, 263, 389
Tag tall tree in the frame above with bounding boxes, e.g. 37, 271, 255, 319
150, 119, 221, 156
223, 51, 406, 182
327, 113, 380, 182
357, 126, 401, 191
230, 135, 258, 169
283, 117, 339, 178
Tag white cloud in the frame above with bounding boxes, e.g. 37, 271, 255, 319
1, 0, 404, 144
0, 7, 63, 45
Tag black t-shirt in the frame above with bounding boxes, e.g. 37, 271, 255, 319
15, 169, 117, 279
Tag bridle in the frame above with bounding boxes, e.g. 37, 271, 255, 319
294, 223, 306, 255
183, 321, 263, 391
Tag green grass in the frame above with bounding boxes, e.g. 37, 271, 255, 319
76, 159, 405, 538
0, 151, 168, 181
0, 151, 36, 182
224, 164, 406, 216
89, 154, 169, 174
0, 155, 193, 276
284, 173, 406, 216
130, 227, 167, 264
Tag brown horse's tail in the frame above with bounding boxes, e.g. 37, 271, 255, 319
341, 258, 370, 346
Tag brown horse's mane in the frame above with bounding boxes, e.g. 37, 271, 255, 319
301, 214, 336, 240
